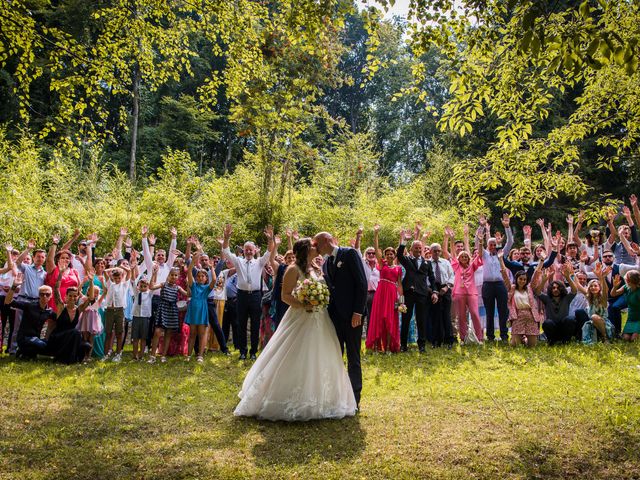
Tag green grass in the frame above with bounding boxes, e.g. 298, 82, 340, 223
1, 342, 639, 480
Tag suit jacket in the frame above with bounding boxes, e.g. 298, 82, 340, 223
323, 247, 368, 323
397, 243, 435, 298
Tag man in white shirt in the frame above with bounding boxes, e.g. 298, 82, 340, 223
221, 223, 274, 360
429, 243, 455, 348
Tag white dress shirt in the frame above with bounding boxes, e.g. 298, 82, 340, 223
222, 248, 270, 292
430, 257, 455, 287
104, 281, 130, 309
142, 236, 177, 296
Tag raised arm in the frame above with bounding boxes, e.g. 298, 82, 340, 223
566, 214, 574, 243
501, 214, 513, 255
269, 234, 282, 274
573, 210, 585, 248
463, 224, 470, 253
605, 210, 617, 247
536, 218, 551, 252
15, 238, 36, 268
61, 228, 80, 253
47, 234, 60, 274
610, 274, 624, 297
373, 224, 382, 266
188, 250, 199, 288
285, 228, 294, 252
54, 267, 67, 312
1, 243, 16, 275
498, 251, 511, 291
222, 224, 232, 252
442, 227, 453, 260
354, 226, 363, 253
141, 226, 154, 275
166, 227, 178, 267
567, 261, 587, 295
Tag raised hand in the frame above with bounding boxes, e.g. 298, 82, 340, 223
120, 227, 128, 237
522, 225, 532, 237
613, 274, 622, 288
130, 249, 139, 261
622, 205, 632, 219
593, 261, 603, 277
171, 249, 183, 257
402, 229, 413, 241
170, 226, 177, 239
152, 262, 160, 274
463, 224, 469, 236
292, 230, 300, 241
563, 261, 574, 277
607, 210, 616, 222
285, 228, 293, 238
577, 210, 585, 224
373, 224, 381, 234
356, 226, 363, 236
631, 194, 638, 207
566, 214, 573, 225
52, 233, 61, 245
494, 231, 503, 244
274, 235, 282, 247
602, 265, 612, 277
4, 243, 12, 253
580, 250, 590, 263
264, 225, 274, 240
535, 218, 545, 228
223, 224, 233, 239
444, 226, 454, 237
148, 234, 156, 246
124, 236, 132, 248
27, 239, 36, 250
501, 213, 510, 228
141, 225, 148, 237
631, 242, 640, 255
215, 237, 224, 248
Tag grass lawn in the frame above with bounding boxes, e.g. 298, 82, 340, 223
1, 342, 639, 480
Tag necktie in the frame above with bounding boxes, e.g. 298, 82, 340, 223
434, 260, 442, 285
138, 292, 142, 309
246, 260, 252, 289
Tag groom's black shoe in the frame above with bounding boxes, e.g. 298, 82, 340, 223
239, 353, 247, 360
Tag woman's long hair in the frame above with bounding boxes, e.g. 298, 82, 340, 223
293, 238, 312, 274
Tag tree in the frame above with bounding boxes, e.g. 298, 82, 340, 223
372, 0, 640, 216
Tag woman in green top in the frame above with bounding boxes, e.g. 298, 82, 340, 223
611, 269, 640, 342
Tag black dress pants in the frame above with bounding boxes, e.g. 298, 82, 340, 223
236, 290, 261, 355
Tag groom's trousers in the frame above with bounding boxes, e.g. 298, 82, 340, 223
401, 292, 429, 351
236, 290, 262, 356
333, 318, 363, 406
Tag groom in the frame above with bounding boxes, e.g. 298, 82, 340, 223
313, 232, 367, 408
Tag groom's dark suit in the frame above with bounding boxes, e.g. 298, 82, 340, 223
323, 246, 367, 406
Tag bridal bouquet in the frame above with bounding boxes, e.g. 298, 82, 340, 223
395, 295, 407, 313
295, 278, 330, 312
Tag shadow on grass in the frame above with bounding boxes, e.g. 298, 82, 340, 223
242, 415, 366, 467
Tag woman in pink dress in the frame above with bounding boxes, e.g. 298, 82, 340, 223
365, 225, 403, 353
443, 227, 484, 343
45, 236, 80, 310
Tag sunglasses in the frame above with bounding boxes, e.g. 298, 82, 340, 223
39, 292, 52, 297
366, 252, 376, 255
602, 254, 614, 258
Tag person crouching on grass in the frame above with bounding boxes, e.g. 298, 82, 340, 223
611, 270, 640, 342
148, 268, 189, 363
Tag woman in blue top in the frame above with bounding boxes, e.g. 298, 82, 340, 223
185, 248, 217, 362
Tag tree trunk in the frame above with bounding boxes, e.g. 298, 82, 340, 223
129, 65, 141, 181
223, 132, 233, 173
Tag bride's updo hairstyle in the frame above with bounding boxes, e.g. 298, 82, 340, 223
293, 238, 312, 273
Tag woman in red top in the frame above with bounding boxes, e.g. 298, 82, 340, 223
443, 227, 484, 343
45, 235, 80, 310
365, 225, 403, 353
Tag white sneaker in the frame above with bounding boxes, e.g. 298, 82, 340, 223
112, 353, 122, 363
147, 356, 156, 364
144, 347, 149, 354
196, 356, 204, 364
185, 355, 191, 362
160, 356, 167, 363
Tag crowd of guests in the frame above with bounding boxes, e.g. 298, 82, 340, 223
1, 197, 640, 365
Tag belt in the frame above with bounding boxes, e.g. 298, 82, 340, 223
368, 290, 376, 293
380, 278, 396, 286
238, 289, 260, 295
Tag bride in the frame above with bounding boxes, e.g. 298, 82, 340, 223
234, 237, 357, 421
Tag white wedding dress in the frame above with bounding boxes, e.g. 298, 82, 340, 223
234, 268, 357, 421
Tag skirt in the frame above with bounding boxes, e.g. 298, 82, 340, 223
510, 309, 539, 336
77, 310, 103, 335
